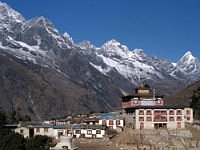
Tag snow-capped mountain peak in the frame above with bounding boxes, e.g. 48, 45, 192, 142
132, 49, 146, 57
102, 39, 121, 46
127, 49, 147, 61
102, 39, 129, 52
133, 49, 144, 54
0, 1, 24, 33
175, 51, 199, 74
179, 51, 196, 64
22, 16, 72, 50
63, 32, 74, 45
0, 1, 24, 23
101, 39, 129, 58
24, 16, 55, 30
76, 40, 96, 50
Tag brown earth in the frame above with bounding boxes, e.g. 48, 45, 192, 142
166, 80, 200, 106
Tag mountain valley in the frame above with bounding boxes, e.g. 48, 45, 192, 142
0, 1, 199, 120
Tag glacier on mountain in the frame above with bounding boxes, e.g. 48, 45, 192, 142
0, 0, 200, 93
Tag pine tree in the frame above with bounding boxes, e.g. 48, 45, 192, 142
190, 87, 200, 120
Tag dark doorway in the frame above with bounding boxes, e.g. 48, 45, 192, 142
29, 128, 34, 137
154, 123, 167, 129
58, 132, 63, 138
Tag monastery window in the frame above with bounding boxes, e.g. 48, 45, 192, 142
116, 120, 120, 125
139, 117, 144, 121
177, 122, 181, 128
177, 110, 182, 115
186, 110, 191, 115
109, 120, 113, 125
146, 117, 152, 121
139, 110, 144, 115
169, 110, 174, 115
75, 130, 81, 134
36, 128, 40, 133
161, 111, 167, 115
44, 128, 48, 133
177, 116, 182, 121
187, 117, 190, 121
102, 120, 106, 125
161, 116, 166, 120
20, 129, 23, 134
154, 111, 165, 115
169, 116, 174, 121
96, 130, 101, 134
146, 110, 152, 115
87, 130, 92, 135
67, 130, 73, 134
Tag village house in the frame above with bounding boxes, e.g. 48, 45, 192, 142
15, 126, 30, 138
31, 123, 59, 138
122, 86, 193, 129
66, 124, 106, 138
8, 119, 106, 139
82, 117, 99, 125
98, 113, 124, 131
5, 123, 31, 138
11, 121, 39, 138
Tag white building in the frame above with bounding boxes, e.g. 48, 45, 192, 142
33, 123, 57, 137
122, 86, 194, 130
134, 106, 193, 129
98, 113, 124, 130
15, 126, 30, 138
66, 124, 106, 138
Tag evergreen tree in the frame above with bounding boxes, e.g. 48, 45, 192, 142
190, 87, 200, 119
0, 108, 6, 128
26, 135, 53, 150
0, 109, 52, 150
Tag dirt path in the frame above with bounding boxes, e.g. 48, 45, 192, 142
74, 138, 118, 150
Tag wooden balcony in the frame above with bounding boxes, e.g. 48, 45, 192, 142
122, 101, 140, 108
146, 112, 152, 115
154, 111, 167, 115
154, 119, 167, 122
139, 112, 144, 115
176, 112, 182, 115
154, 115, 167, 122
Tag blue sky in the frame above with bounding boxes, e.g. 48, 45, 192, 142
2, 0, 200, 62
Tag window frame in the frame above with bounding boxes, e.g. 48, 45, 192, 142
36, 128, 40, 133
109, 120, 113, 125
44, 128, 48, 133
87, 130, 92, 135
96, 129, 101, 134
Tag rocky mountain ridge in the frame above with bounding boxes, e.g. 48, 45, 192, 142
0, 1, 199, 120
75, 39, 200, 94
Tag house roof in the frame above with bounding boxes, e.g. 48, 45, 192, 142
99, 113, 123, 120
122, 95, 164, 102
4, 124, 18, 128
66, 124, 106, 130
124, 105, 190, 110
85, 125, 106, 130
56, 118, 71, 122
53, 125, 66, 129
83, 117, 99, 122
32, 123, 54, 128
